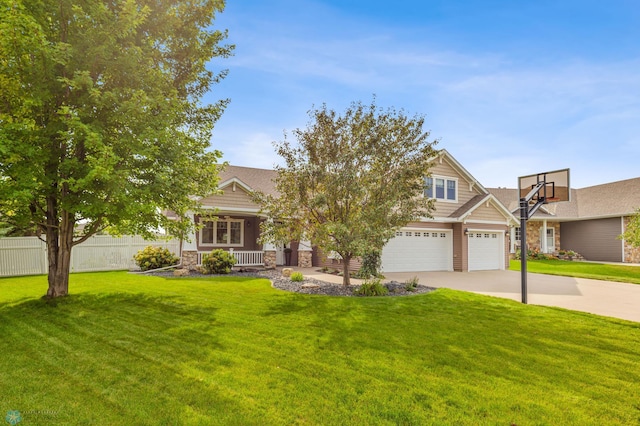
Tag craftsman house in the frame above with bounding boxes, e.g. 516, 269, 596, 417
179, 150, 518, 272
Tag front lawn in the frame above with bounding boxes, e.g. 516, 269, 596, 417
510, 259, 640, 284
1, 272, 640, 425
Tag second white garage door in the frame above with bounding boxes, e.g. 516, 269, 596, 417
381, 229, 453, 273
468, 231, 504, 271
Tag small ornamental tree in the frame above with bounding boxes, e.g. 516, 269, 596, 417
254, 99, 438, 286
619, 208, 640, 247
0, 0, 232, 297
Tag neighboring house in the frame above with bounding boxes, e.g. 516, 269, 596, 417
489, 178, 640, 263
179, 150, 518, 272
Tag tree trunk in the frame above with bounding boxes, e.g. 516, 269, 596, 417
342, 255, 351, 286
47, 248, 71, 298
45, 208, 75, 298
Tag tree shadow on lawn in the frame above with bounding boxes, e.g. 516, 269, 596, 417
261, 291, 423, 353
0, 292, 225, 352
0, 293, 270, 424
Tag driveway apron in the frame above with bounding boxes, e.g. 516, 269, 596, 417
383, 270, 640, 323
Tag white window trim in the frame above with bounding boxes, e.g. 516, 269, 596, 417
200, 218, 245, 247
424, 175, 458, 203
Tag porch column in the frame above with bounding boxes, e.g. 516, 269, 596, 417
297, 240, 313, 268
510, 227, 516, 254
263, 241, 277, 269
541, 219, 548, 253
181, 212, 198, 270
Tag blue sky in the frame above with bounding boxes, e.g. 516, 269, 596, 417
205, 0, 640, 189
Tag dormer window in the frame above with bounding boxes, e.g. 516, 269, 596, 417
424, 176, 457, 202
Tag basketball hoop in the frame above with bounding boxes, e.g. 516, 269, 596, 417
516, 168, 570, 304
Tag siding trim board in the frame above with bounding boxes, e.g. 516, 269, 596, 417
621, 216, 626, 261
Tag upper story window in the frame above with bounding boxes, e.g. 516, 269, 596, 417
200, 218, 244, 246
424, 176, 457, 202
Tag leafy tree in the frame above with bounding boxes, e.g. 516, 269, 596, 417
0, 0, 232, 297
255, 100, 438, 285
620, 208, 640, 247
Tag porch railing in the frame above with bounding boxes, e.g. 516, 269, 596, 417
197, 249, 263, 267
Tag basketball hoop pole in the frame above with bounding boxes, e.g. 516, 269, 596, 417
519, 198, 528, 304
519, 181, 546, 304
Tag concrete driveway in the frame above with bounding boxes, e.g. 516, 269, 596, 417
384, 270, 640, 323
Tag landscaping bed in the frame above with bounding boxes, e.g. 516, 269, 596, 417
144, 268, 435, 296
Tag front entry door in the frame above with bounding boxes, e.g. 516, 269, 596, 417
540, 228, 555, 253
275, 244, 285, 265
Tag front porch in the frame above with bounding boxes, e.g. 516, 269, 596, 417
178, 212, 313, 270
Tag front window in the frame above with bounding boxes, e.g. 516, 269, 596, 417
201, 218, 244, 246
424, 176, 457, 202
515, 227, 521, 241
216, 221, 228, 244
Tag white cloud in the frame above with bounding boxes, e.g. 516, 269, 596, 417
214, 131, 281, 169
210, 2, 640, 188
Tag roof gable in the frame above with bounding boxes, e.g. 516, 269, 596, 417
448, 194, 518, 225
217, 165, 278, 196
432, 150, 489, 196
218, 177, 253, 193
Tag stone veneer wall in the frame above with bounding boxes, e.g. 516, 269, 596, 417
525, 221, 560, 252
181, 250, 198, 270
623, 216, 640, 263
297, 251, 312, 268
263, 250, 276, 269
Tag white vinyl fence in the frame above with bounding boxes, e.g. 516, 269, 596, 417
0, 235, 180, 277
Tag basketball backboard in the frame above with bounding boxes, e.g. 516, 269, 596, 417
518, 168, 570, 203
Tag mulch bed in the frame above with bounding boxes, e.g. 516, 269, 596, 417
140, 268, 435, 297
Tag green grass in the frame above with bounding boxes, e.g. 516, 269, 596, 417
1, 272, 640, 425
510, 259, 640, 284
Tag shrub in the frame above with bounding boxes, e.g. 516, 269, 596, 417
354, 279, 389, 296
201, 249, 237, 274
515, 248, 553, 260
290, 272, 304, 282
133, 246, 179, 271
404, 276, 419, 292
356, 250, 382, 279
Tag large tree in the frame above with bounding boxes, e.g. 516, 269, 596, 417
255, 100, 438, 285
0, 0, 232, 297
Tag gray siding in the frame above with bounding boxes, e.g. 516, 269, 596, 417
560, 217, 623, 262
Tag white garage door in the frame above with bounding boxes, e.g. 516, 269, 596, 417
381, 229, 453, 273
468, 231, 504, 271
